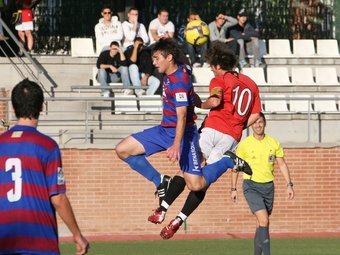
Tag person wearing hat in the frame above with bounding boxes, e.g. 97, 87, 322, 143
229, 9, 263, 68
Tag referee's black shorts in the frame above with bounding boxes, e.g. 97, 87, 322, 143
243, 179, 274, 215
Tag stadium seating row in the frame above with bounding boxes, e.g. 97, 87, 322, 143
262, 95, 340, 113
242, 67, 340, 86
70, 38, 339, 58
266, 39, 339, 57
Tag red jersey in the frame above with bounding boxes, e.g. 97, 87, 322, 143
204, 72, 262, 141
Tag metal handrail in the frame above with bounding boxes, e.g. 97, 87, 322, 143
0, 17, 57, 96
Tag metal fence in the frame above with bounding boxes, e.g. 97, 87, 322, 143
0, 0, 335, 54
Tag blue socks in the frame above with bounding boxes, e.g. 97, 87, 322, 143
124, 155, 161, 187
202, 156, 234, 186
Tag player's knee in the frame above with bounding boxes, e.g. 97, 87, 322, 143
115, 141, 128, 159
185, 180, 204, 191
258, 217, 269, 227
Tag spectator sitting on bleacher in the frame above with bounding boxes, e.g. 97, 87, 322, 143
208, 11, 238, 57
94, 5, 123, 52
229, 9, 263, 68
122, 7, 149, 51
125, 37, 160, 96
177, 10, 208, 67
148, 8, 175, 47
96, 41, 132, 97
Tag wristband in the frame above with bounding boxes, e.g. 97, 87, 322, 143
287, 182, 293, 187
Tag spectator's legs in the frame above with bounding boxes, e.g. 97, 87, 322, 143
24, 30, 33, 51
118, 66, 132, 88
198, 43, 208, 65
17, 30, 25, 54
146, 75, 160, 95
237, 38, 248, 68
96, 69, 110, 95
184, 41, 196, 65
247, 37, 261, 66
128, 64, 143, 96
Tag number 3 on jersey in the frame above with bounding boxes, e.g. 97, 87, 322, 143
232, 86, 252, 116
6, 158, 22, 202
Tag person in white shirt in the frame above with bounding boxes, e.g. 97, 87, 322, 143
122, 7, 149, 51
148, 8, 175, 46
94, 6, 123, 53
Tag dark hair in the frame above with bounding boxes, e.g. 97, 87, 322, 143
205, 41, 237, 70
215, 10, 225, 17
128, 7, 138, 13
259, 112, 266, 123
152, 38, 180, 63
12, 79, 44, 119
110, 41, 120, 47
187, 10, 198, 18
134, 36, 144, 43
158, 8, 169, 15
101, 5, 111, 12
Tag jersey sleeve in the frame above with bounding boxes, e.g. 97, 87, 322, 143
251, 85, 262, 114
46, 145, 66, 197
275, 139, 285, 158
172, 81, 190, 107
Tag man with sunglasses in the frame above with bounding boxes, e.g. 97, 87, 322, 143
95, 5, 123, 52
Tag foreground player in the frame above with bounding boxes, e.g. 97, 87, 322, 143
0, 79, 89, 255
149, 41, 262, 239
116, 39, 251, 204
232, 112, 295, 255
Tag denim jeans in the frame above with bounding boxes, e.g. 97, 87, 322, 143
128, 64, 160, 95
182, 41, 207, 65
96, 66, 131, 93
237, 37, 261, 64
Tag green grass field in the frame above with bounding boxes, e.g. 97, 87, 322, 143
60, 237, 339, 255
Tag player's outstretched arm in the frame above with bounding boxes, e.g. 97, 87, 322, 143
51, 193, 90, 255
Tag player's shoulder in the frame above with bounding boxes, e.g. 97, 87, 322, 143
33, 130, 59, 151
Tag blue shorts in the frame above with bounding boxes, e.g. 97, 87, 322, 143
132, 124, 202, 175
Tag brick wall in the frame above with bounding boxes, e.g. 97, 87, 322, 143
59, 147, 340, 238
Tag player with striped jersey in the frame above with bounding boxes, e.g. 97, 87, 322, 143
0, 79, 89, 255
116, 39, 251, 212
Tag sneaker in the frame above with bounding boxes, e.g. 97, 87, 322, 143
155, 175, 172, 205
101, 91, 110, 97
136, 90, 146, 97
160, 217, 182, 240
239, 60, 250, 69
223, 151, 252, 175
148, 208, 166, 224
123, 89, 133, 95
254, 60, 265, 68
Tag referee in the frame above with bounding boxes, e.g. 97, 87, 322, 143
231, 112, 295, 255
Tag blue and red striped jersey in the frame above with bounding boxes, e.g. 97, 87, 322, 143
161, 64, 197, 127
0, 125, 66, 255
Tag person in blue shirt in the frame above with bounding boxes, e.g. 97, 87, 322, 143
0, 79, 89, 255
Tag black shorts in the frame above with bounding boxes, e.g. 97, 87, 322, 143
243, 180, 275, 215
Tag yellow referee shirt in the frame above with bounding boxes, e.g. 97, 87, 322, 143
236, 134, 284, 183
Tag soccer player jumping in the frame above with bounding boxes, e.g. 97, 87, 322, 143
116, 38, 251, 207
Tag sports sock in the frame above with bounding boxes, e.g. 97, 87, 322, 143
180, 189, 207, 219
254, 227, 262, 255
159, 176, 186, 211
258, 226, 271, 255
124, 155, 161, 187
202, 157, 234, 186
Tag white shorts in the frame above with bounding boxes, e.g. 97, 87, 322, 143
15, 21, 33, 31
199, 127, 238, 164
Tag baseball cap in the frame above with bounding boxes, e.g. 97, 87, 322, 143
238, 9, 247, 16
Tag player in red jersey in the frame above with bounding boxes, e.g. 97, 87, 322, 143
0, 79, 89, 255
152, 41, 262, 239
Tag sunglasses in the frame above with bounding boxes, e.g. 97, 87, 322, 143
103, 11, 111, 14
